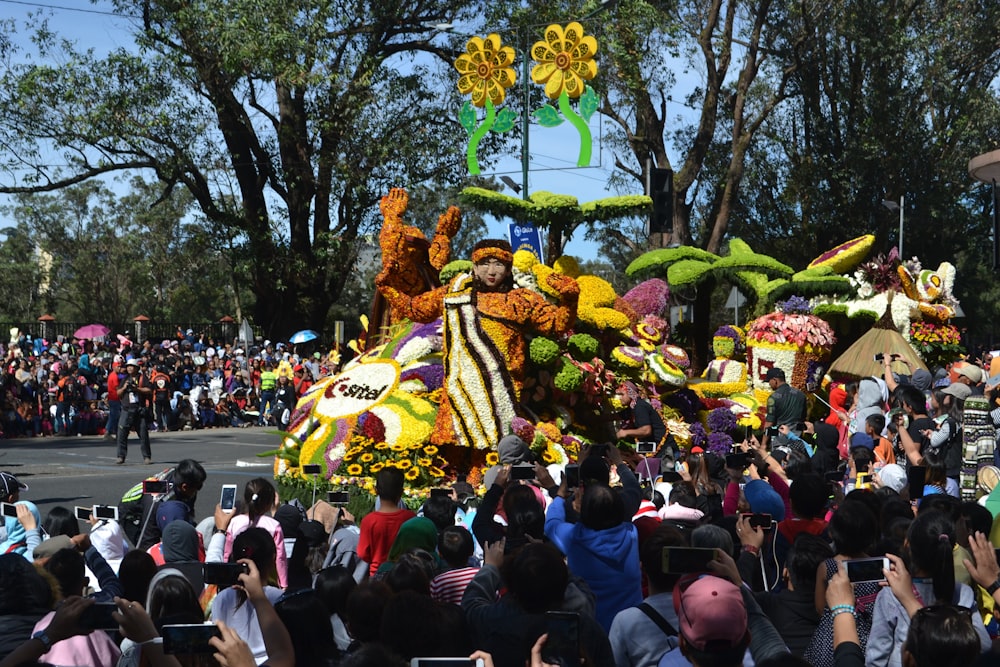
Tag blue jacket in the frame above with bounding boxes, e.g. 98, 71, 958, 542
545, 496, 642, 631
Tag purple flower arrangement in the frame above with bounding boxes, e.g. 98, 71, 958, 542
688, 422, 707, 449
776, 295, 812, 315
706, 431, 734, 456
622, 279, 670, 317
706, 407, 737, 434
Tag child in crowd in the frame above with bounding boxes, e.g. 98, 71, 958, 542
429, 525, 478, 604
357, 468, 415, 578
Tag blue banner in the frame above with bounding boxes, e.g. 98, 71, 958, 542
508, 222, 544, 260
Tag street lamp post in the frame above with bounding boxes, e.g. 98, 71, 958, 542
882, 196, 904, 256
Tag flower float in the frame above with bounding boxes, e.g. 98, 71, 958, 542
745, 297, 835, 391
688, 325, 749, 398
909, 321, 965, 369
530, 22, 599, 166
455, 34, 518, 174
273, 320, 445, 490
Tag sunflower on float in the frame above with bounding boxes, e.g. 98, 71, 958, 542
273, 320, 446, 489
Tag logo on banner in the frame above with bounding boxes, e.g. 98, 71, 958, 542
508, 223, 544, 259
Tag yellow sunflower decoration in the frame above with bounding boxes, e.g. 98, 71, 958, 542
455, 33, 519, 175
455, 34, 517, 108
529, 22, 600, 167
530, 22, 597, 99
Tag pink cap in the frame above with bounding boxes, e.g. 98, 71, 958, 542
673, 575, 748, 651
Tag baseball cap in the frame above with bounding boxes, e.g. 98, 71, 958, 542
877, 464, 906, 493
942, 382, 972, 400
0, 471, 28, 497
849, 432, 875, 451
957, 364, 984, 384
673, 574, 749, 651
765, 367, 785, 381
126, 358, 140, 367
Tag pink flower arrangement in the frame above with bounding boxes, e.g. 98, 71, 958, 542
622, 279, 669, 318
511, 417, 536, 443
746, 312, 835, 348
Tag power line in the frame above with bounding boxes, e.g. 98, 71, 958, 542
0, 0, 130, 17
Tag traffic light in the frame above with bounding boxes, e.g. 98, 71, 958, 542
647, 166, 673, 235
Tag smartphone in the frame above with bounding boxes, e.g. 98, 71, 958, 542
302, 464, 322, 475
873, 353, 885, 362
766, 426, 779, 437
564, 464, 580, 488
907, 466, 926, 500
0, 503, 17, 518
80, 602, 119, 630
430, 488, 452, 499
542, 611, 580, 666
825, 471, 844, 483
410, 660, 485, 667
143, 480, 170, 494
590, 444, 610, 458
844, 557, 889, 583
202, 562, 249, 589
636, 441, 657, 454
510, 464, 535, 481
93, 505, 119, 521
740, 513, 773, 529
662, 547, 718, 574
161, 624, 223, 655
75, 505, 92, 521
327, 491, 350, 506
220, 484, 238, 513
726, 453, 750, 469
855, 472, 871, 489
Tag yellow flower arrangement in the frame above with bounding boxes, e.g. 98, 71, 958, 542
455, 34, 517, 108
418, 457, 433, 467
553, 255, 582, 278
360, 452, 374, 463
530, 22, 598, 99
542, 447, 557, 464
397, 459, 412, 469
611, 346, 644, 368
390, 443, 406, 452
423, 445, 439, 456
485, 451, 500, 466
375, 442, 390, 450
370, 462, 385, 473
405, 468, 420, 481
346, 464, 363, 476
429, 466, 445, 477
513, 249, 539, 273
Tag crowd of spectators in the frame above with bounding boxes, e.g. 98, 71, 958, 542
0, 329, 342, 439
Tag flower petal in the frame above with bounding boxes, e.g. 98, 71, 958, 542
457, 73, 477, 94
454, 55, 476, 74
544, 70, 565, 99
471, 79, 489, 107
563, 70, 583, 97
483, 33, 502, 57
495, 45, 516, 68
543, 23, 567, 51
486, 79, 505, 105
494, 66, 516, 89
531, 40, 556, 62
532, 61, 557, 84
569, 58, 597, 81
563, 22, 585, 49
465, 36, 486, 58
571, 35, 598, 61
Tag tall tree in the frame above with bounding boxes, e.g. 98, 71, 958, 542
0, 1, 482, 337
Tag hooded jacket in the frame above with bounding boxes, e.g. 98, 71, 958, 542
544, 496, 642, 631
851, 378, 887, 435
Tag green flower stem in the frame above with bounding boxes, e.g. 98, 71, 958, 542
558, 91, 592, 167
467, 97, 496, 175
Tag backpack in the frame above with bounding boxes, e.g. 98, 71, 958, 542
638, 602, 681, 666
926, 416, 962, 477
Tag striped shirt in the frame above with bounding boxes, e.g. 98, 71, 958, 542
430, 566, 480, 605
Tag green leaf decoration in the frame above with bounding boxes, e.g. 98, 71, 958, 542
459, 101, 477, 136
533, 104, 564, 128
440, 259, 473, 282
727, 238, 755, 255
579, 85, 598, 122
667, 259, 714, 287
626, 247, 721, 277
713, 253, 793, 277
494, 107, 517, 133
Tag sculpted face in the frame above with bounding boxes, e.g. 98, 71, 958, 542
473, 258, 510, 288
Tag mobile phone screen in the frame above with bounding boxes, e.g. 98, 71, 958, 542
80, 602, 119, 630
636, 441, 656, 454
564, 464, 580, 488
0, 503, 18, 518
302, 464, 322, 474
662, 547, 718, 574
542, 611, 579, 665
740, 513, 772, 529
202, 562, 248, 589
907, 466, 926, 499
327, 491, 350, 505
161, 624, 223, 655
430, 488, 451, 499
845, 557, 888, 583
93, 505, 119, 521
143, 480, 169, 494
510, 464, 535, 480
75, 506, 92, 521
726, 453, 749, 469
220, 485, 237, 512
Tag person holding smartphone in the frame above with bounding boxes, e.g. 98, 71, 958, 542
762, 368, 806, 450
613, 382, 672, 465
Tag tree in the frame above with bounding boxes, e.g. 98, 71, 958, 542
0, 1, 485, 337
0, 225, 44, 321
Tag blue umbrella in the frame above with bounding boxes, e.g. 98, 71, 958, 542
289, 329, 319, 344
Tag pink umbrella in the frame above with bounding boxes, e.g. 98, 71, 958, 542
73, 323, 110, 339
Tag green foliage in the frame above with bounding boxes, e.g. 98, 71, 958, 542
567, 333, 599, 360
440, 260, 473, 283
493, 107, 518, 133
667, 260, 714, 287
553, 358, 584, 392
626, 247, 721, 277
530, 336, 561, 366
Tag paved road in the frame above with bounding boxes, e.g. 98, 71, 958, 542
0, 428, 282, 526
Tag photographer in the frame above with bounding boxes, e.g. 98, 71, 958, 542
116, 359, 153, 466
